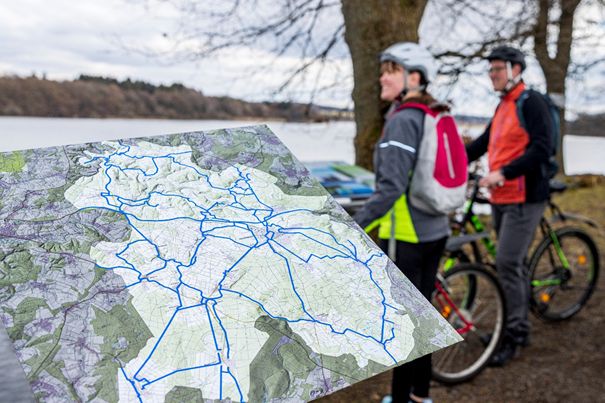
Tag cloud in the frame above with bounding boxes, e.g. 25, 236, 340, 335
0, 0, 353, 107
0, 0, 603, 113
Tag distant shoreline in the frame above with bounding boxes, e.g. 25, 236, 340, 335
0, 114, 295, 123
2, 75, 603, 136
0, 74, 354, 123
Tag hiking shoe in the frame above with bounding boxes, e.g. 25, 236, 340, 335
481, 332, 530, 348
409, 396, 433, 403
517, 334, 531, 347
381, 393, 433, 403
488, 339, 520, 367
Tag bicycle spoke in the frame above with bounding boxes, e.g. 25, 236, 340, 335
471, 305, 493, 324
435, 341, 461, 370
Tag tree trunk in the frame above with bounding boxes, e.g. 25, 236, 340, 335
534, 0, 581, 174
341, 0, 428, 170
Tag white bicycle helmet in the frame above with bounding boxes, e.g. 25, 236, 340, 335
380, 42, 437, 83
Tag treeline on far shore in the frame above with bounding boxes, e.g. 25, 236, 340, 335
567, 113, 605, 137
0, 75, 352, 122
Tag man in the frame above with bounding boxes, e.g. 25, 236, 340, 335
466, 45, 552, 366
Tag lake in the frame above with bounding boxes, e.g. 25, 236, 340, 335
0, 116, 355, 164
0, 116, 603, 175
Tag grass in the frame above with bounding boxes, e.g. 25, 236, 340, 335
551, 180, 605, 255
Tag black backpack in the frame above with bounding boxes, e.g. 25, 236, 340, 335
516, 89, 561, 178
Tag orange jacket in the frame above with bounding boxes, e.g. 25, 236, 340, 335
488, 83, 529, 204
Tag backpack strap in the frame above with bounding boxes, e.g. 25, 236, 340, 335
515, 89, 532, 130
395, 102, 439, 117
515, 88, 560, 178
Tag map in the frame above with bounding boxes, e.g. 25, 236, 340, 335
0, 125, 460, 402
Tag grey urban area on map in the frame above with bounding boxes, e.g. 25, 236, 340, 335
0, 125, 460, 402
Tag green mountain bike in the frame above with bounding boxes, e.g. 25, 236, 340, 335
432, 174, 600, 383
442, 174, 599, 321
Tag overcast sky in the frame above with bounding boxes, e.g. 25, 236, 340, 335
0, 0, 603, 117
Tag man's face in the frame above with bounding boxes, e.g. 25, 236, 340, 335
488, 60, 521, 91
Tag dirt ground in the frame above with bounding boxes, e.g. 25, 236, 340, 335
318, 181, 605, 403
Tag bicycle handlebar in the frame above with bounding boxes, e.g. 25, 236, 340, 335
467, 172, 490, 205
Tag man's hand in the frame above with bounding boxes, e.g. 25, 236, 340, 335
479, 170, 505, 189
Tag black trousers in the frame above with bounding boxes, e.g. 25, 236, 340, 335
380, 237, 447, 402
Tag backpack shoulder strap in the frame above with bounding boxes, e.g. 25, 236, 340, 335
515, 89, 532, 130
395, 102, 438, 117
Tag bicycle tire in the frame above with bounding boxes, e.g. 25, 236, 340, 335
529, 227, 600, 321
431, 263, 506, 384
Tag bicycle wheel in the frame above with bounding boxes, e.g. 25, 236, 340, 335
431, 263, 506, 384
529, 227, 600, 321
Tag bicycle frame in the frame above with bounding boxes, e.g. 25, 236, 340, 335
443, 177, 497, 271
433, 274, 474, 335
531, 197, 600, 289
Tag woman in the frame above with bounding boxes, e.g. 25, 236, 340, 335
353, 42, 450, 403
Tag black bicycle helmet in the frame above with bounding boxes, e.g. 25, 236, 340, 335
486, 46, 526, 71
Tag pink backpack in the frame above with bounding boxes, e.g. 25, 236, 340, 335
397, 103, 468, 215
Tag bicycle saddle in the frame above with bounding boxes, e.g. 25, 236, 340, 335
549, 179, 567, 194
445, 232, 491, 252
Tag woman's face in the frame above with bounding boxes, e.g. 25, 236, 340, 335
379, 67, 405, 102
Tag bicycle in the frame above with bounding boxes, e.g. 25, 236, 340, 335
431, 174, 601, 384
431, 262, 505, 384
440, 173, 600, 322
337, 171, 598, 384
